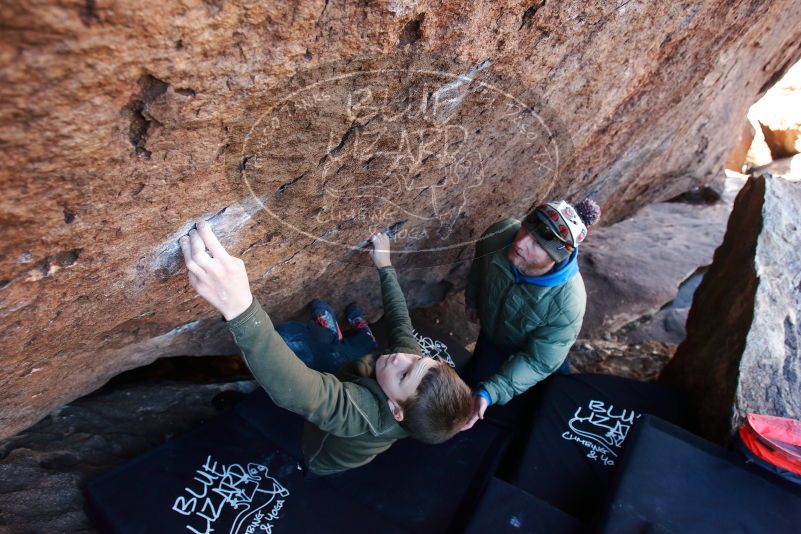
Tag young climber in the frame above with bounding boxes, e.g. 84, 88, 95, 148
274, 298, 378, 375
179, 223, 473, 476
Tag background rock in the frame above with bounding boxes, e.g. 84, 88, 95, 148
751, 154, 801, 181
660, 173, 801, 443
569, 340, 674, 382
578, 172, 746, 339
725, 120, 755, 173
0, 378, 258, 533
410, 289, 480, 351
750, 60, 801, 159
620, 270, 704, 345
2, 0, 801, 440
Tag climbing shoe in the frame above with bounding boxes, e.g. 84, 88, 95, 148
309, 298, 343, 342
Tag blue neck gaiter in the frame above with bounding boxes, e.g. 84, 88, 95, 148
509, 247, 579, 287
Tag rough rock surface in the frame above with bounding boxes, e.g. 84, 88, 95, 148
2, 0, 801, 440
569, 340, 674, 382
578, 173, 746, 339
620, 270, 704, 345
660, 173, 801, 443
751, 154, 801, 181
725, 120, 755, 173
0, 379, 258, 533
410, 289, 480, 351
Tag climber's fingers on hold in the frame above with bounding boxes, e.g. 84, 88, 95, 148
195, 220, 229, 260
179, 235, 205, 277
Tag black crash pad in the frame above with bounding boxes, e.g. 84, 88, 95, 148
84, 410, 400, 534
502, 374, 687, 521
86, 388, 510, 533
465, 477, 584, 534
234, 388, 511, 533
595, 415, 801, 533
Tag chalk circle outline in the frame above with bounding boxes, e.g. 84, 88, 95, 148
240, 67, 561, 255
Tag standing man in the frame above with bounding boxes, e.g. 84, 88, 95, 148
462, 199, 600, 428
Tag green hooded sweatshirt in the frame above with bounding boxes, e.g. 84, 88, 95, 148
465, 218, 586, 405
225, 266, 422, 476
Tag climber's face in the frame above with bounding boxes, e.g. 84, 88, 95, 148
376, 352, 436, 421
508, 227, 555, 275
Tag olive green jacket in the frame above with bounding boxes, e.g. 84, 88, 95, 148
226, 266, 422, 476
465, 219, 586, 405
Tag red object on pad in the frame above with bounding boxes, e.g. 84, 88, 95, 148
738, 413, 801, 476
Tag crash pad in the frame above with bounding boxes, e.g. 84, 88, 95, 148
502, 373, 687, 520
464, 477, 584, 534
595, 415, 801, 533
85, 387, 510, 533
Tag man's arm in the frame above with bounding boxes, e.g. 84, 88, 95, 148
479, 311, 583, 406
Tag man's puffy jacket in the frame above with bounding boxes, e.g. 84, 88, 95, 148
465, 218, 586, 405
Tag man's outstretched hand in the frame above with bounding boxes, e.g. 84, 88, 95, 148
369, 232, 392, 269
460, 395, 489, 431
179, 220, 253, 321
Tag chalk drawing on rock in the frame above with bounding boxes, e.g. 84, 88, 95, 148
236, 60, 566, 262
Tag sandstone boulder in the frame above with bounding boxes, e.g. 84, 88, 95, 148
2, 0, 801, 440
569, 340, 674, 382
745, 115, 775, 168
760, 122, 801, 160
751, 154, 801, 181
750, 59, 801, 160
725, 120, 756, 173
660, 173, 801, 443
621, 271, 704, 346
578, 173, 746, 339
